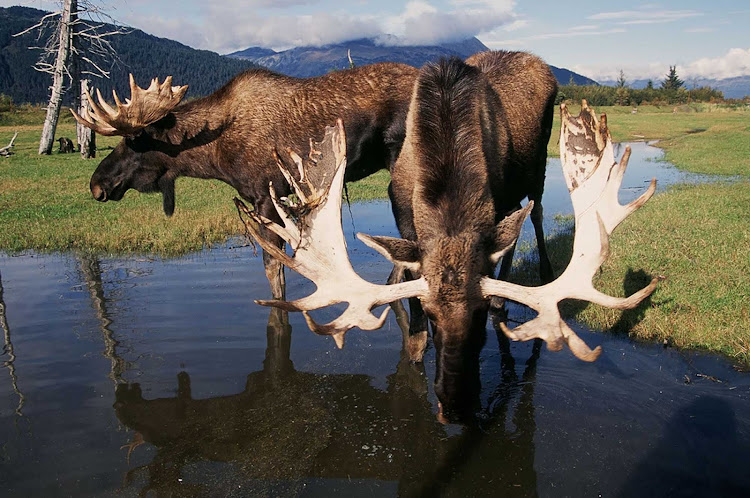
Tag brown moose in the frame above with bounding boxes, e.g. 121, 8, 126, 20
71, 66, 418, 299
237, 71, 658, 416
384, 52, 558, 388
57, 136, 75, 153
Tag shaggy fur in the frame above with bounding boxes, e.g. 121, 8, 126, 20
86, 63, 419, 298
388, 52, 557, 420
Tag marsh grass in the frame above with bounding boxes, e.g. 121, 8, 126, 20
509, 182, 750, 364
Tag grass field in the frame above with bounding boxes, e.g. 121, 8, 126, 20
1, 103, 749, 362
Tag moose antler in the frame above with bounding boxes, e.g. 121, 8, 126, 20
71, 74, 188, 136
480, 101, 659, 361
235, 119, 429, 348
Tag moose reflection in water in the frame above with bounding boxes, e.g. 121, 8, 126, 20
113, 308, 542, 496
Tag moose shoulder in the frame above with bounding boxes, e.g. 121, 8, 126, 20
72, 65, 418, 299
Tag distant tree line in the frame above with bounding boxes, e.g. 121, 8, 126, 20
556, 66, 726, 106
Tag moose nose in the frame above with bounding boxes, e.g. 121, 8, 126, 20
91, 183, 107, 202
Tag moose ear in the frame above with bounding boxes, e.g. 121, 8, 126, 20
158, 174, 176, 217
357, 234, 421, 272
490, 202, 534, 264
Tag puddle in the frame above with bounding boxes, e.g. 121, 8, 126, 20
1, 142, 748, 496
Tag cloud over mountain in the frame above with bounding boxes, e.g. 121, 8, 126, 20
129, 0, 517, 53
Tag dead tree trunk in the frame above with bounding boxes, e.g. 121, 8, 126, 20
69, 0, 82, 154
38, 0, 74, 155
78, 79, 96, 158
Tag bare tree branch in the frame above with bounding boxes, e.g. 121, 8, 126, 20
16, 0, 129, 154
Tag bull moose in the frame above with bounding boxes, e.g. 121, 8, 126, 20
385, 52, 558, 375
236, 55, 658, 416
71, 64, 418, 299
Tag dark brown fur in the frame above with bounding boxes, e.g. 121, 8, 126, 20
57, 137, 75, 153
88, 63, 418, 298
383, 52, 557, 418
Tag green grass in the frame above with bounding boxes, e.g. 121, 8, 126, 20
515, 103, 750, 364
1, 124, 240, 256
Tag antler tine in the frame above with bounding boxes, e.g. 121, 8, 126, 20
482, 101, 659, 361
69, 86, 119, 136
128, 73, 139, 101
95, 88, 118, 118
112, 88, 124, 109
236, 119, 428, 348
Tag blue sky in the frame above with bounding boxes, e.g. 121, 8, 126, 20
5, 0, 749, 82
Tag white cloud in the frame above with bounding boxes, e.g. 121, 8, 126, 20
381, 0, 515, 46
116, 0, 518, 53
683, 48, 750, 80
205, 11, 382, 52
569, 25, 599, 32
571, 48, 750, 82
483, 26, 626, 49
568, 63, 666, 83
502, 19, 529, 32
588, 9, 701, 24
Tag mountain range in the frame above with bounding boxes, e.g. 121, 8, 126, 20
227, 37, 597, 85
7, 6, 745, 105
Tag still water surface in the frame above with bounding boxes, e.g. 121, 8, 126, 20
1, 143, 748, 496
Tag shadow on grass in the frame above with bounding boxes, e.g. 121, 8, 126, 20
508, 222, 656, 335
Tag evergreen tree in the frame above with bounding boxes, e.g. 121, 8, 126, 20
616, 69, 627, 88
661, 66, 684, 90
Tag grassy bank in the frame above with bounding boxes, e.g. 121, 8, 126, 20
511, 181, 750, 364
0, 124, 240, 255
514, 103, 750, 364
1, 104, 749, 362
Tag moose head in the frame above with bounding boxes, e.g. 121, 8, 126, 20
71, 74, 189, 216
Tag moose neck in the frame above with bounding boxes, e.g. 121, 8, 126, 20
144, 96, 234, 183
410, 59, 496, 241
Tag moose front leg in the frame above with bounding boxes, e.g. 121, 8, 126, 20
253, 196, 286, 300
386, 265, 428, 362
404, 269, 429, 363
263, 248, 286, 300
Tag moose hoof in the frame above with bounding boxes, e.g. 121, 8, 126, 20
406, 331, 428, 363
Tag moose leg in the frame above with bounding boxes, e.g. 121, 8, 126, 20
406, 302, 428, 363
257, 198, 286, 300
529, 199, 554, 284
387, 183, 428, 362
490, 202, 522, 332
264, 308, 293, 380
262, 248, 286, 300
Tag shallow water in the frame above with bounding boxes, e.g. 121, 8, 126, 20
1, 143, 748, 496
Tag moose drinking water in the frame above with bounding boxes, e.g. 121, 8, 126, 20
236, 86, 658, 419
